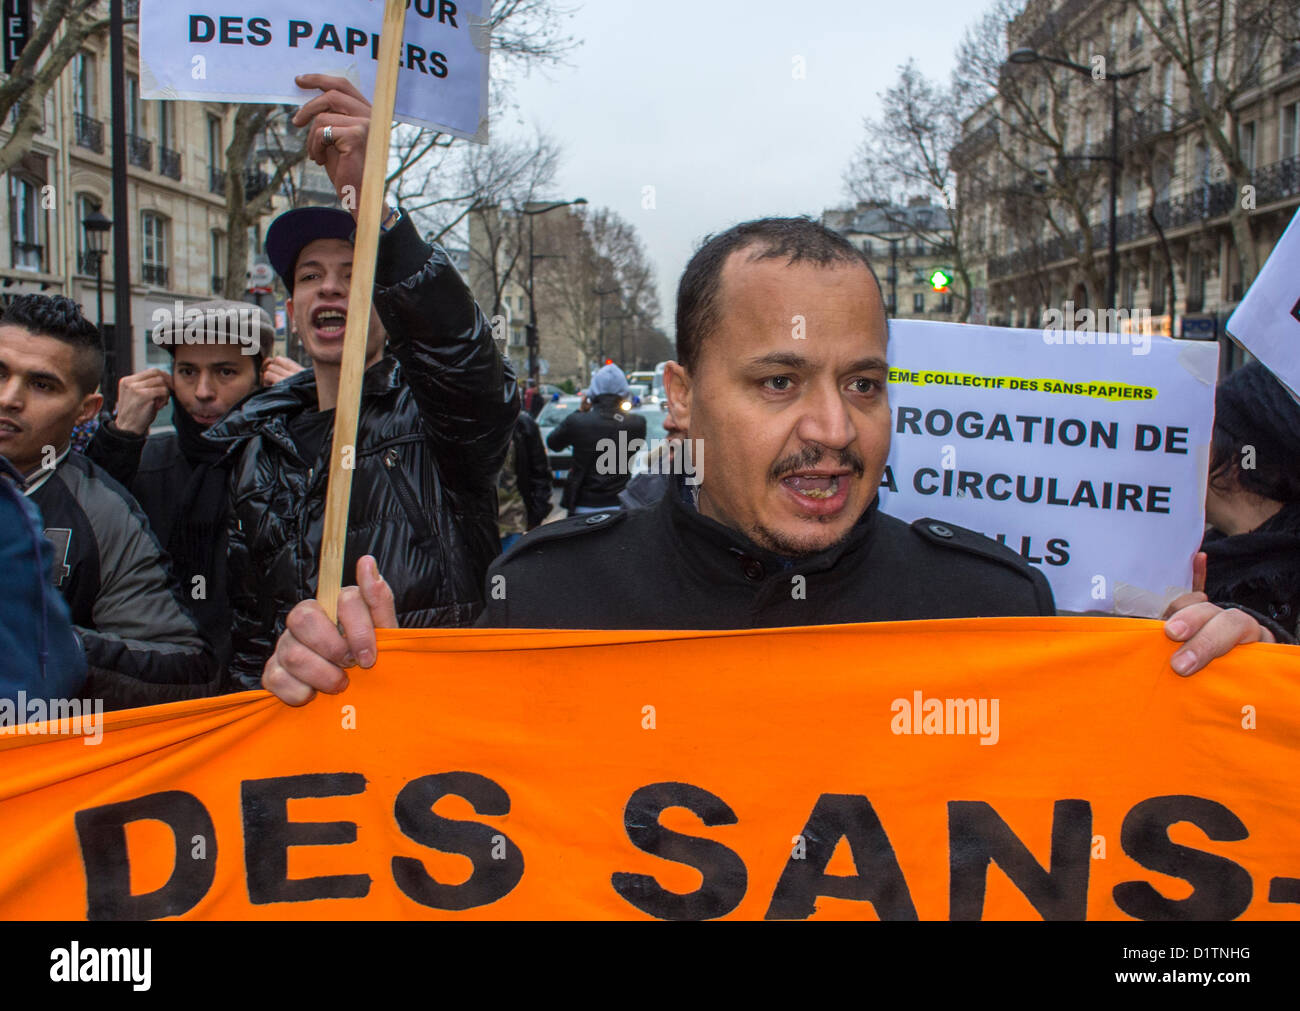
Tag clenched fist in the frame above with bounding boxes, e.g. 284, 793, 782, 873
113, 368, 172, 435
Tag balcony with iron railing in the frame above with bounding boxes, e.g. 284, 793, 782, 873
12, 241, 43, 270
209, 167, 227, 195
987, 154, 1299, 281
127, 133, 152, 170
142, 263, 169, 287
74, 112, 103, 153
159, 147, 182, 180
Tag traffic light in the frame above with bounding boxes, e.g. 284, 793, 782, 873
928, 268, 953, 293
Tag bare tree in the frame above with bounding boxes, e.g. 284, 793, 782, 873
537, 207, 664, 373
844, 60, 977, 320
1126, 0, 1291, 287
382, 0, 578, 222
0, 0, 114, 176
953, 0, 1113, 312
221, 104, 308, 300
461, 132, 562, 317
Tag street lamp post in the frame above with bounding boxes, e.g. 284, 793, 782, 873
523, 197, 587, 387
1006, 48, 1149, 313
82, 208, 113, 338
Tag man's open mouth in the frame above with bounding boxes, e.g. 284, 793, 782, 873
0, 419, 21, 435
312, 307, 347, 336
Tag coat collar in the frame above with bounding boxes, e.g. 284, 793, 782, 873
203, 356, 403, 451
657, 472, 880, 584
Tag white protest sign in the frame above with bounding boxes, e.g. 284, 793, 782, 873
880, 320, 1219, 616
1226, 204, 1300, 402
139, 0, 490, 140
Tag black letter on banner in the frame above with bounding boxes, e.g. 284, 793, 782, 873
241, 773, 370, 904
948, 800, 1091, 920
611, 781, 747, 920
1113, 795, 1252, 920
391, 772, 523, 910
75, 791, 216, 921
765, 794, 917, 920
189, 15, 215, 43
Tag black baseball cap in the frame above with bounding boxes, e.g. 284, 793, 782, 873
265, 207, 357, 294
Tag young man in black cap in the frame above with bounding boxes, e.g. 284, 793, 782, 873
206, 73, 518, 690
86, 300, 275, 678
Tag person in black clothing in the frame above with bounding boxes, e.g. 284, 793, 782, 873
1201, 361, 1300, 639
205, 73, 517, 690
498, 411, 554, 551
0, 294, 213, 709
86, 300, 274, 679
547, 362, 647, 513
260, 217, 1279, 708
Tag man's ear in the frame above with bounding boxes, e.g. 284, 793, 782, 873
664, 361, 691, 436
77, 391, 103, 426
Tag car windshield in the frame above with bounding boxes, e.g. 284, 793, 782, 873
538, 400, 580, 426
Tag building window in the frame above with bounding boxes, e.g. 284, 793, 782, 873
1187, 252, 1204, 312
10, 176, 47, 271
74, 51, 97, 117
72, 50, 103, 152
860, 238, 872, 256
913, 292, 925, 313
75, 193, 103, 274
141, 211, 170, 287
938, 294, 953, 313
211, 230, 224, 294
208, 114, 225, 194
1282, 103, 1299, 160
157, 101, 174, 152
1237, 121, 1257, 175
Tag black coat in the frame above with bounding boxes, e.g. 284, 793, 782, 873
479, 479, 1055, 628
546, 394, 648, 509
206, 218, 519, 688
514, 411, 554, 529
86, 418, 234, 675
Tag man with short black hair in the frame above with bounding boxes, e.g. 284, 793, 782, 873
259, 217, 1275, 707
0, 294, 213, 708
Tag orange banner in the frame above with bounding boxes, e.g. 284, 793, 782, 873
1, 618, 1298, 921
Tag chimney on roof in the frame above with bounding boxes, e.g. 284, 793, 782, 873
907, 194, 931, 207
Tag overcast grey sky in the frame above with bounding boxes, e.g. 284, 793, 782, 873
499, 0, 984, 336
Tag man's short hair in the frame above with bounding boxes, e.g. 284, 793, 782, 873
675, 217, 884, 373
0, 293, 103, 395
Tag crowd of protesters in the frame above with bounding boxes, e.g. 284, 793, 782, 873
1, 72, 1295, 713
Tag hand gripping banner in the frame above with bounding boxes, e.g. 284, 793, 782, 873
1, 618, 1297, 920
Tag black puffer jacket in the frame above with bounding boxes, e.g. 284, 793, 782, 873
206, 217, 518, 688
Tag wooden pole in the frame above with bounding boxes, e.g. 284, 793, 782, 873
316, 0, 407, 623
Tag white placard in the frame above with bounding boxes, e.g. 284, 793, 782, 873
880, 320, 1219, 617
139, 0, 490, 141
1226, 205, 1300, 402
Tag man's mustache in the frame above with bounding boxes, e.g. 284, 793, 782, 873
770, 445, 866, 482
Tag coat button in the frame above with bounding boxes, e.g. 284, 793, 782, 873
928, 523, 954, 538
741, 558, 764, 581
584, 513, 610, 525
